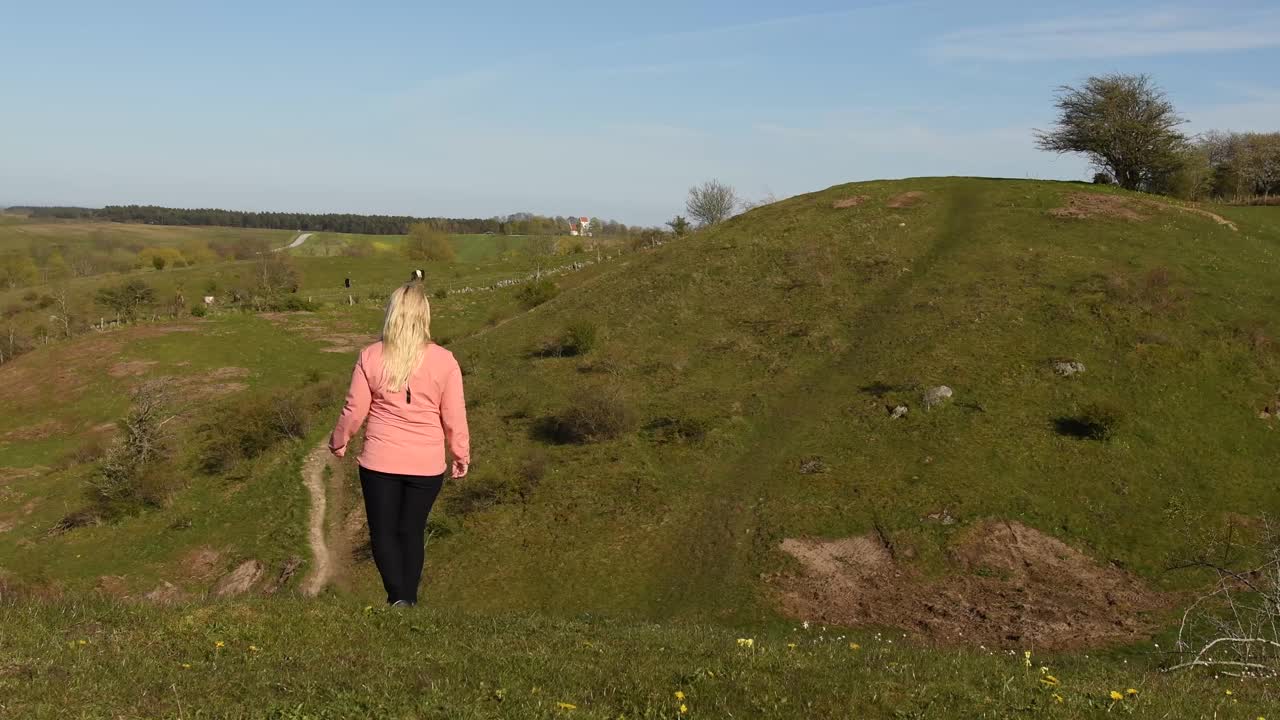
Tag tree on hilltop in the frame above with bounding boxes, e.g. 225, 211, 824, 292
1036, 74, 1188, 192
686, 180, 739, 227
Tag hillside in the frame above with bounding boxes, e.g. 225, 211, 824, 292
2, 177, 1279, 716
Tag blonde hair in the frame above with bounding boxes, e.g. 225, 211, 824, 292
380, 280, 431, 392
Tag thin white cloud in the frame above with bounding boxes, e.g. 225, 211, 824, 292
932, 7, 1280, 61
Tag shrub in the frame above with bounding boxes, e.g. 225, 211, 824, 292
646, 415, 708, 444
86, 381, 176, 518
434, 288, 448, 300
514, 449, 548, 501
561, 320, 597, 356
517, 279, 559, 308
58, 434, 112, 469
198, 381, 335, 473
1054, 401, 1124, 441
1092, 172, 1115, 185
190, 304, 208, 318
546, 385, 635, 443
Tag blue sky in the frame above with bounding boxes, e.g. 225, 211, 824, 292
2, 0, 1278, 224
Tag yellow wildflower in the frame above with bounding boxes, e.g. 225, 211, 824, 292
1225, 690, 1233, 696
674, 691, 685, 701
1052, 693, 1064, 704
849, 642, 861, 650
1110, 691, 1123, 701
680, 704, 688, 715
556, 702, 577, 710
181, 663, 191, 669
248, 645, 260, 652
1126, 688, 1138, 696
736, 638, 754, 648
214, 641, 225, 649
1024, 650, 1032, 668
1039, 675, 1060, 687
786, 643, 797, 650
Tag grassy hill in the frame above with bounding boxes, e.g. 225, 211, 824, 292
2, 177, 1278, 717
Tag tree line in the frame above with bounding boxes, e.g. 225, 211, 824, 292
22, 205, 645, 237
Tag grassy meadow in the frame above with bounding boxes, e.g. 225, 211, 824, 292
2, 178, 1279, 717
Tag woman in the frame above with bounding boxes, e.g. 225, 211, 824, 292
329, 273, 469, 607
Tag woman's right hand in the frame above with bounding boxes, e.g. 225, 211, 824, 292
451, 460, 469, 479
330, 445, 346, 458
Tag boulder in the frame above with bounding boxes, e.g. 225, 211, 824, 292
923, 386, 953, 409
1052, 360, 1086, 377
211, 560, 264, 597
889, 405, 909, 420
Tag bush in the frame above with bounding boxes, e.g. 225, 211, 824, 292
1092, 172, 1114, 185
190, 304, 208, 318
1054, 401, 1124, 441
58, 434, 111, 469
561, 320, 597, 356
646, 415, 708, 444
86, 381, 176, 519
198, 381, 335, 473
517, 279, 559, 308
434, 288, 448, 300
546, 386, 635, 444
514, 449, 548, 501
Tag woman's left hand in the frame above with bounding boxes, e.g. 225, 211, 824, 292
451, 460, 469, 479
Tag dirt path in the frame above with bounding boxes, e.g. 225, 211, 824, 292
275, 232, 313, 252
300, 442, 337, 596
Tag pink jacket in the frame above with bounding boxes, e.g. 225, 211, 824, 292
329, 342, 470, 476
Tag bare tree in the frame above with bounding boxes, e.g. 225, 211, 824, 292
49, 285, 74, 338
523, 235, 559, 278
686, 179, 740, 227
1036, 74, 1188, 192
1166, 521, 1280, 678
88, 380, 179, 517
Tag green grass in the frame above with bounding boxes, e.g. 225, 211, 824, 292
2, 598, 1274, 719
2, 177, 1279, 716
0, 217, 291, 253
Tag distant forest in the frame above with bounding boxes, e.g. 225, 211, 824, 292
9, 205, 641, 236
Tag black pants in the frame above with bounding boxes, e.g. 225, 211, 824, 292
359, 466, 444, 605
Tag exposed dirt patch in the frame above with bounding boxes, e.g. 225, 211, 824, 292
1144, 201, 1238, 231
0, 467, 43, 487
774, 520, 1163, 650
143, 580, 189, 604
181, 546, 224, 581
264, 556, 305, 595
886, 191, 927, 209
1049, 193, 1146, 222
208, 367, 250, 381
832, 195, 870, 209
0, 518, 15, 533
211, 559, 265, 597
317, 334, 371, 353
108, 360, 158, 378
0, 420, 62, 442
94, 575, 131, 598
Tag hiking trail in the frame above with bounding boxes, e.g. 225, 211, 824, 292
300, 442, 337, 596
